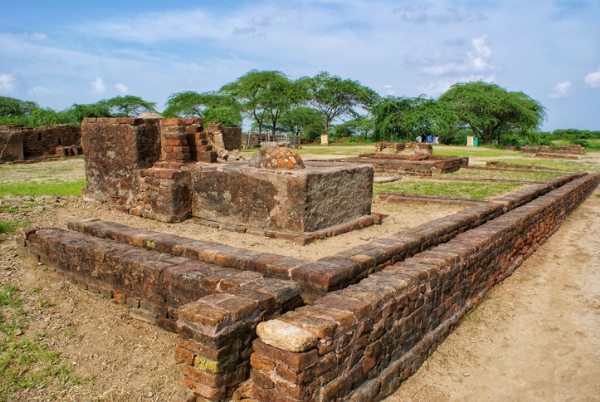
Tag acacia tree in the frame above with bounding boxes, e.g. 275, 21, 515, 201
276, 106, 324, 139
163, 91, 241, 126
220, 70, 306, 143
373, 96, 458, 142
106, 95, 156, 117
297, 72, 379, 134
439, 81, 546, 143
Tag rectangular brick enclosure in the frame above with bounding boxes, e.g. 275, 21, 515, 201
82, 117, 375, 235
18, 171, 599, 401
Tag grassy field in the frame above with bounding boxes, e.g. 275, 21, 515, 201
374, 178, 523, 199
432, 169, 563, 182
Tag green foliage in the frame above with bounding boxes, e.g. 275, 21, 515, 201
0, 96, 39, 118
278, 107, 324, 140
438, 81, 546, 144
551, 128, 600, 140
372, 96, 457, 142
105, 95, 156, 117
332, 116, 374, 140
221, 70, 307, 139
66, 101, 111, 124
298, 72, 379, 133
163, 91, 240, 125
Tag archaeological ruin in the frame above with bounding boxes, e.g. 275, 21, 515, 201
0, 124, 82, 163
16, 117, 600, 401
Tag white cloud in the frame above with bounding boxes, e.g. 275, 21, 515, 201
550, 80, 573, 98
420, 35, 494, 76
114, 83, 128, 93
584, 67, 600, 88
28, 85, 64, 95
89, 77, 106, 94
0, 73, 16, 93
421, 75, 496, 96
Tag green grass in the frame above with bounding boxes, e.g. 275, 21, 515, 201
0, 220, 30, 235
374, 179, 522, 199
0, 285, 77, 400
0, 179, 85, 197
495, 158, 597, 172
433, 169, 563, 182
432, 146, 514, 158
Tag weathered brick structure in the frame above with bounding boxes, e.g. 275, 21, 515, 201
82, 119, 376, 236
375, 141, 433, 155
17, 171, 599, 401
0, 124, 81, 163
319, 153, 464, 176
521, 144, 585, 155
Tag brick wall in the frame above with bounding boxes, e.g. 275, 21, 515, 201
250, 173, 600, 402
521, 145, 585, 155
82, 118, 161, 204
0, 124, 81, 163
0, 126, 24, 163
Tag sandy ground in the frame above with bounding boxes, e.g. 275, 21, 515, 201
386, 184, 600, 401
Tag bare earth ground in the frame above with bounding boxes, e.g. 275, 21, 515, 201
1, 149, 599, 401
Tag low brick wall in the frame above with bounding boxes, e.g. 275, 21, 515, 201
250, 173, 600, 402
318, 154, 463, 176
521, 145, 585, 155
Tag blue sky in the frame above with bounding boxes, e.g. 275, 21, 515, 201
0, 0, 599, 131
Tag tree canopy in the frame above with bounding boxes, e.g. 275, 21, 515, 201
373, 96, 458, 142
105, 95, 156, 117
220, 70, 307, 140
438, 81, 546, 143
297, 72, 379, 134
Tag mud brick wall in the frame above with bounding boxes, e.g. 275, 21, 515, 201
0, 126, 24, 163
22, 125, 81, 157
192, 162, 374, 233
250, 173, 600, 402
320, 154, 463, 176
0, 124, 81, 163
521, 145, 585, 155
82, 118, 161, 204
203, 122, 242, 151
134, 166, 192, 222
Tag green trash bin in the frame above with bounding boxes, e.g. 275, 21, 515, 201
474, 137, 479, 147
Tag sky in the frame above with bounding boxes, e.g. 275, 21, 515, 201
0, 0, 599, 131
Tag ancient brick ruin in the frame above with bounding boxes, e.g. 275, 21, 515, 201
0, 124, 81, 163
521, 144, 585, 159
82, 118, 376, 241
17, 168, 600, 401
12, 119, 600, 401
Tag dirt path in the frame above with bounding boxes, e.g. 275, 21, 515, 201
386, 188, 600, 401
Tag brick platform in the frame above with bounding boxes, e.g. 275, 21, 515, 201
18, 172, 598, 401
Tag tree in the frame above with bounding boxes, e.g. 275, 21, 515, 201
220, 70, 307, 143
372, 96, 457, 142
0, 96, 39, 117
105, 95, 156, 117
332, 116, 374, 140
278, 106, 324, 140
438, 81, 546, 143
297, 72, 379, 134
